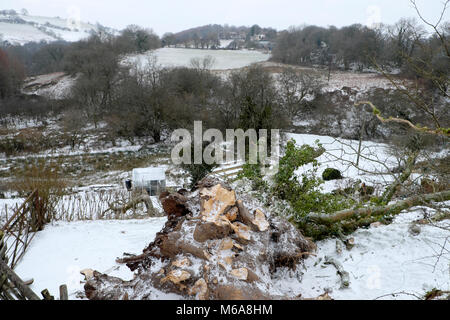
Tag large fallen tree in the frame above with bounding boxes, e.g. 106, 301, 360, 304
84, 177, 316, 300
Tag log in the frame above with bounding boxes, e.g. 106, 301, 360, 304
308, 190, 450, 224
0, 258, 40, 300
4, 278, 34, 289
106, 194, 160, 217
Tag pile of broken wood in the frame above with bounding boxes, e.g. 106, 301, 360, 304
84, 177, 317, 300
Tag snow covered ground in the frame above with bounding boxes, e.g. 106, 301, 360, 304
287, 133, 399, 193
12, 206, 449, 300
126, 47, 271, 71
270, 134, 450, 299
0, 12, 102, 45
23, 72, 76, 99
295, 207, 450, 300
14, 218, 168, 299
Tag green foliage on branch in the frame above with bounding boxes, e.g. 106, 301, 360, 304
239, 139, 355, 220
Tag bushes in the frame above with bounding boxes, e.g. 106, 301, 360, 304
273, 140, 352, 217
239, 140, 354, 220
0, 48, 25, 98
0, 128, 55, 156
322, 168, 343, 181
12, 160, 67, 230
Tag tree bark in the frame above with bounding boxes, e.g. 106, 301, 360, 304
106, 193, 159, 217
307, 190, 450, 224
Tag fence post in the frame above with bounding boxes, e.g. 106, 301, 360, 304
41, 288, 54, 300
59, 284, 68, 300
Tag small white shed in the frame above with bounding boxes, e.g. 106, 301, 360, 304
131, 167, 166, 196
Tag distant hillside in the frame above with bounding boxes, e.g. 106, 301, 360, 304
163, 24, 277, 50
0, 9, 115, 45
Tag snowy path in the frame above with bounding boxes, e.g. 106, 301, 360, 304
14, 218, 166, 299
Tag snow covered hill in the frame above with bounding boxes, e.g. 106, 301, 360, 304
0, 9, 114, 45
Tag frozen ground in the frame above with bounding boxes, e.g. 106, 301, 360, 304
287, 133, 399, 193
126, 47, 271, 70
23, 72, 76, 100
260, 61, 399, 92
0, 13, 101, 45
272, 134, 450, 299
12, 206, 449, 300
289, 207, 450, 300
14, 218, 169, 299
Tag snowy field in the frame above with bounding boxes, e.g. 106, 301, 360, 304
14, 218, 168, 299
23, 72, 76, 99
127, 47, 271, 70
0, 13, 100, 45
0, 22, 54, 44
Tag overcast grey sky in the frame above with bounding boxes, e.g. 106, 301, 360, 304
2, 0, 449, 35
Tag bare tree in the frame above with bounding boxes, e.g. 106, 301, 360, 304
278, 67, 323, 120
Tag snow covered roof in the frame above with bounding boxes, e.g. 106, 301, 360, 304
132, 167, 166, 182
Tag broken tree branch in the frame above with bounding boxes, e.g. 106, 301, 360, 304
355, 101, 449, 137
307, 190, 450, 224
324, 256, 350, 288
104, 193, 160, 217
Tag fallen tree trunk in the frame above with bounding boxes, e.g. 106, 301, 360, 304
307, 190, 450, 224
105, 193, 160, 217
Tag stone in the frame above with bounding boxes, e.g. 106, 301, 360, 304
193, 221, 232, 243
225, 207, 239, 222
200, 185, 236, 223
172, 258, 192, 268
253, 209, 270, 232
189, 278, 208, 300
370, 222, 383, 228
80, 268, 95, 281
345, 238, 355, 250
230, 222, 251, 241
409, 224, 421, 236
161, 269, 191, 285
231, 268, 248, 281
218, 238, 234, 251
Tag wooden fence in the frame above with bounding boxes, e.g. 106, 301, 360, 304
1, 189, 39, 269
0, 190, 68, 300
